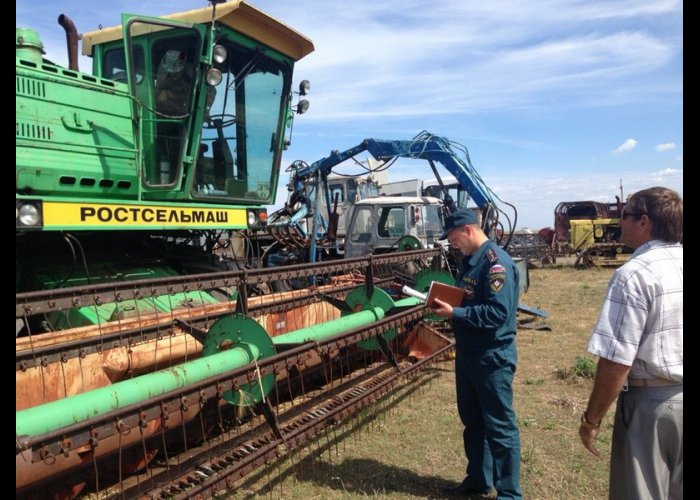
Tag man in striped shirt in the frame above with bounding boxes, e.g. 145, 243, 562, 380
579, 186, 682, 499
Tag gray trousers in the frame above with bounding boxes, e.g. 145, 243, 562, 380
609, 385, 683, 500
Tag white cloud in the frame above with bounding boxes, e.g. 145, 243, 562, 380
612, 139, 638, 155
17, 1, 682, 121
655, 142, 676, 152
650, 167, 682, 177
262, 0, 681, 122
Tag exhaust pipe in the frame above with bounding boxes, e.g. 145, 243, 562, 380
57, 14, 78, 71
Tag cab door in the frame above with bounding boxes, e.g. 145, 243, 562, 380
121, 14, 205, 192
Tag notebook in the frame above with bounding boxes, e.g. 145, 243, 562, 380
425, 281, 466, 308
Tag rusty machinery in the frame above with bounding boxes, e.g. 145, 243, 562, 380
551, 199, 632, 267
16, 249, 455, 498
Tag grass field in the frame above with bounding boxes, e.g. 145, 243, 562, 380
231, 264, 616, 499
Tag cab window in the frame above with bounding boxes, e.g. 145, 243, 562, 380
193, 42, 288, 202
329, 184, 345, 203
378, 207, 405, 238
103, 47, 144, 84
348, 207, 373, 242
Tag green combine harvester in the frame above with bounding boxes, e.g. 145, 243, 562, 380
16, 1, 313, 330
16, 3, 455, 497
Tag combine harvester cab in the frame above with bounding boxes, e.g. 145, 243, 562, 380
16, 0, 316, 322
16, 4, 454, 497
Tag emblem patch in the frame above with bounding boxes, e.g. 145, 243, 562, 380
490, 276, 505, 293
463, 285, 476, 299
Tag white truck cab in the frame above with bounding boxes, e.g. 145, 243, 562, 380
344, 196, 445, 259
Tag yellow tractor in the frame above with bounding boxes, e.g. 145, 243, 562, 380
552, 199, 632, 267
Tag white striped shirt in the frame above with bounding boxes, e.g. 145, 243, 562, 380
588, 240, 683, 382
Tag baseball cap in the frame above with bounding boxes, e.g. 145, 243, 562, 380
161, 50, 185, 73
439, 207, 479, 240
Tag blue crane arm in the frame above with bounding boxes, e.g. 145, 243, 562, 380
295, 142, 374, 179
361, 137, 495, 209
279, 131, 507, 247
294, 135, 495, 210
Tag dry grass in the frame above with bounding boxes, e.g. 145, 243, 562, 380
515, 265, 613, 499
229, 265, 616, 499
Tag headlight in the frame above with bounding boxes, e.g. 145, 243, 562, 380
213, 45, 227, 64
247, 211, 257, 226
246, 210, 268, 227
295, 99, 310, 115
16, 201, 43, 228
206, 68, 223, 86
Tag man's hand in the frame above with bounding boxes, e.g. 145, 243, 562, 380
578, 423, 600, 457
430, 298, 453, 318
578, 358, 630, 458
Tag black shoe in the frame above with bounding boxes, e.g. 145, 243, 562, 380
442, 479, 496, 498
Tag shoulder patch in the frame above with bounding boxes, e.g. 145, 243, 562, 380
489, 264, 506, 275
486, 248, 499, 264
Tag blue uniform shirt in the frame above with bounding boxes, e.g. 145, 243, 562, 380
451, 240, 520, 351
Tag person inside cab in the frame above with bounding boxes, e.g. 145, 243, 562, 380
155, 49, 193, 116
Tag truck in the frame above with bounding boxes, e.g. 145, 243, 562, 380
343, 196, 445, 259
262, 161, 386, 262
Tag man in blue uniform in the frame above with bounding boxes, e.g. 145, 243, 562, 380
431, 207, 522, 499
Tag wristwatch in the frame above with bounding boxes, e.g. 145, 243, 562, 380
580, 411, 601, 429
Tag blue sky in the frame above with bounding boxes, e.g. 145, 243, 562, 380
17, 0, 683, 230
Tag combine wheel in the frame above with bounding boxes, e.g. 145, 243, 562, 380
395, 235, 421, 252
202, 315, 277, 405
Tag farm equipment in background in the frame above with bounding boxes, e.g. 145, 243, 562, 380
503, 229, 554, 267
263, 132, 519, 265
550, 198, 632, 267
260, 132, 544, 321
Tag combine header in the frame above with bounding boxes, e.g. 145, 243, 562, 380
16, 251, 454, 497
